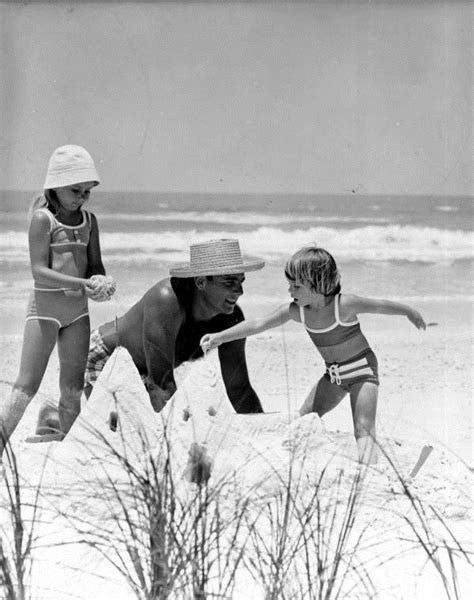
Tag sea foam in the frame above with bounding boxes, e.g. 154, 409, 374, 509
2, 224, 472, 265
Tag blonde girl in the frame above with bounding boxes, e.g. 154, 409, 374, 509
0, 145, 115, 457
201, 245, 426, 464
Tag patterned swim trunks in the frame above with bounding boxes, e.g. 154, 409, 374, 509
324, 348, 379, 390
84, 329, 113, 387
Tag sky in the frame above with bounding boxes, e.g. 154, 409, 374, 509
0, 1, 471, 195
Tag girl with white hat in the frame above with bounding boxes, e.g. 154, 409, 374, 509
0, 145, 115, 456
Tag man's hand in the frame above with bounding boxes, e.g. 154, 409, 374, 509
143, 377, 176, 412
200, 333, 221, 354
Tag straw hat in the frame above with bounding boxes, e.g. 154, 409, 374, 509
43, 145, 100, 189
169, 239, 265, 277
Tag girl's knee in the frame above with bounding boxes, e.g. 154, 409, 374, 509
353, 407, 376, 438
13, 381, 40, 398
59, 375, 85, 394
59, 387, 83, 401
354, 421, 375, 439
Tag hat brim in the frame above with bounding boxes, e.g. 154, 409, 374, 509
44, 168, 100, 190
170, 257, 265, 278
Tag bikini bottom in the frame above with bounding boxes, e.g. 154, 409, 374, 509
324, 348, 379, 390
26, 289, 88, 329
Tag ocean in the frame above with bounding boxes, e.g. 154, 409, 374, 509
1, 191, 472, 334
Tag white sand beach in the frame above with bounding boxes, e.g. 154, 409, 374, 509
1, 295, 472, 599
2, 0, 472, 596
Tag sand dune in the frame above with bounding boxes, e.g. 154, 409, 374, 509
1, 345, 472, 599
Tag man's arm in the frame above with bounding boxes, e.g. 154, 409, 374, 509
218, 337, 263, 413
141, 284, 184, 411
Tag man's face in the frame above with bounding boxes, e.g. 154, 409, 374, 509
201, 274, 245, 314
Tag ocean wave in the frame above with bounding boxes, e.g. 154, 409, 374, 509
101, 211, 391, 226
435, 206, 459, 213
1, 225, 473, 265
0, 210, 390, 227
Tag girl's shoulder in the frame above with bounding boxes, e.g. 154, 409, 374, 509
339, 292, 358, 307
338, 293, 360, 320
339, 293, 384, 319
30, 207, 54, 229
31, 205, 52, 217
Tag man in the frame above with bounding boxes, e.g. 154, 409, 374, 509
35, 239, 265, 435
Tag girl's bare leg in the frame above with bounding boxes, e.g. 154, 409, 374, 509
349, 381, 378, 464
299, 375, 347, 416
56, 317, 90, 434
0, 320, 57, 455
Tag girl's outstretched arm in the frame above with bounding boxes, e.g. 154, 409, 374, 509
345, 294, 426, 329
201, 304, 291, 351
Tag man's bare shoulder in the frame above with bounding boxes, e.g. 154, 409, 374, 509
144, 278, 175, 299
142, 278, 183, 318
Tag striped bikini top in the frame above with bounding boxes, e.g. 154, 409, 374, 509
299, 294, 362, 347
33, 207, 91, 291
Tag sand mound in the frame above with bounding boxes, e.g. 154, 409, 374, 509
11, 347, 471, 516
1, 348, 472, 599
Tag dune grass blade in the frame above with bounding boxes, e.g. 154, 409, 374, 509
0, 439, 45, 600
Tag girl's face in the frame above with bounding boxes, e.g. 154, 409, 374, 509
53, 181, 96, 212
287, 278, 324, 308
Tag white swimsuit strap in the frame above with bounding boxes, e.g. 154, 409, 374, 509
300, 295, 358, 333
334, 293, 341, 324
299, 305, 306, 325
53, 209, 88, 230
82, 208, 91, 227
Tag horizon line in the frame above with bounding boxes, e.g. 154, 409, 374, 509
1, 189, 472, 199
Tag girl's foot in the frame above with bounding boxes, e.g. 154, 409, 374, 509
25, 432, 65, 443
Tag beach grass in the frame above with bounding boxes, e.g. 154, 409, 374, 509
0, 439, 45, 600
0, 326, 472, 600
1, 421, 470, 600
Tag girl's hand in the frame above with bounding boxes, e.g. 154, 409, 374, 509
407, 309, 426, 330
85, 275, 117, 302
85, 285, 104, 301
200, 334, 220, 354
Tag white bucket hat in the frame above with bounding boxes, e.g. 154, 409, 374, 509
43, 145, 100, 189
170, 239, 265, 277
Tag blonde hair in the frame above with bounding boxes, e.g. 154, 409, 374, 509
28, 190, 61, 220
285, 245, 341, 296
